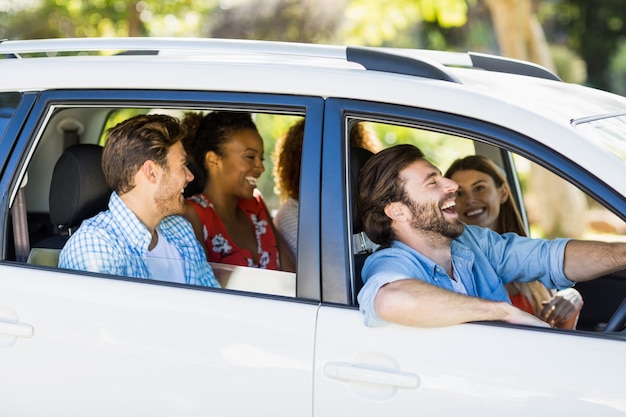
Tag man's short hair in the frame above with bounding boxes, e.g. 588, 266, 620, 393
358, 144, 424, 246
102, 114, 185, 195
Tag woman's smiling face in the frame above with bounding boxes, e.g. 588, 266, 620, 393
450, 168, 507, 230
211, 128, 265, 199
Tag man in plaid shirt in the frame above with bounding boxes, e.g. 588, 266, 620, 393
60, 114, 218, 288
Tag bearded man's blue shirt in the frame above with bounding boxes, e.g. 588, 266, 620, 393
358, 224, 573, 326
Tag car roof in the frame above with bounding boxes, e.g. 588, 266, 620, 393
2, 37, 625, 195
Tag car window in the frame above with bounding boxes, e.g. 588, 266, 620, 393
513, 153, 626, 242
0, 92, 21, 141
346, 117, 476, 299
11, 104, 303, 299
346, 113, 626, 334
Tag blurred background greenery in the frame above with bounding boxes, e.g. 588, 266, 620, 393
1, 0, 625, 95
2, 0, 624, 239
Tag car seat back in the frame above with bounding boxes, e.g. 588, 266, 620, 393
350, 147, 374, 302
27, 144, 111, 266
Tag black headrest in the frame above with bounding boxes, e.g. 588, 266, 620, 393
350, 147, 374, 234
49, 144, 111, 228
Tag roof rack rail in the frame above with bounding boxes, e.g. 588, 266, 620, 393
346, 46, 460, 83
0, 37, 346, 58
468, 52, 561, 81
365, 47, 561, 82
0, 37, 561, 82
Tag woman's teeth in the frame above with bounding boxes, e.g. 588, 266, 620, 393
466, 208, 485, 216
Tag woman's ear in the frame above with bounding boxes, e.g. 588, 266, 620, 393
205, 151, 220, 169
499, 183, 510, 204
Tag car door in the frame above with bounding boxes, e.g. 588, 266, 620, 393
314, 307, 626, 416
0, 90, 325, 416
1, 266, 318, 416
312, 99, 626, 416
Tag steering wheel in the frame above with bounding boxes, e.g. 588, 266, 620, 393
604, 298, 626, 332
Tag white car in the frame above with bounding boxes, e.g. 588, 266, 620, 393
1, 37, 625, 416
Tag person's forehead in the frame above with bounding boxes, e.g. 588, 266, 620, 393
401, 159, 439, 181
451, 169, 495, 185
167, 141, 186, 158
226, 129, 264, 150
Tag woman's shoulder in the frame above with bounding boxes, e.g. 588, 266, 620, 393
239, 190, 270, 213
187, 193, 212, 209
275, 197, 299, 216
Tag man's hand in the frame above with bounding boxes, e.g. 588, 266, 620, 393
502, 303, 551, 327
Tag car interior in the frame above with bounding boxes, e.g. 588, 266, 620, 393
9, 105, 299, 297
4, 104, 626, 333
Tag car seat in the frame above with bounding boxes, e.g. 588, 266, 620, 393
27, 144, 111, 266
350, 146, 374, 302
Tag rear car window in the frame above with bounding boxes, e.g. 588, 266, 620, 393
0, 92, 22, 141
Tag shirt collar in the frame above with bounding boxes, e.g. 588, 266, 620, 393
390, 237, 476, 277
390, 240, 439, 279
108, 191, 153, 253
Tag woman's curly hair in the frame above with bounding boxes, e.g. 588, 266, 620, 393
273, 119, 305, 201
273, 120, 381, 202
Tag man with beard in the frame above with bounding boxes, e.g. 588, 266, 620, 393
59, 114, 218, 287
357, 144, 626, 328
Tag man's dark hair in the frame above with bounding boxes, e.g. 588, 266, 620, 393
358, 144, 425, 247
102, 114, 185, 195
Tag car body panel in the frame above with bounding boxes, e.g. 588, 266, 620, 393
314, 307, 626, 416
0, 264, 317, 416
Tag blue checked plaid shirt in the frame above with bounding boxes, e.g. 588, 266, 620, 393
59, 192, 219, 287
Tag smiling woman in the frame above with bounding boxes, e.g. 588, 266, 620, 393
445, 154, 584, 329
181, 110, 296, 272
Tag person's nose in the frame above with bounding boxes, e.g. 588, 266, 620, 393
256, 156, 265, 173
443, 177, 458, 194
185, 165, 194, 182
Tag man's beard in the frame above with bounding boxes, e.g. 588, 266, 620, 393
154, 173, 185, 217
405, 195, 464, 239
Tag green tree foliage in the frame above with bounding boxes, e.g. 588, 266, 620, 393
0, 0, 217, 39
337, 0, 468, 47
544, 0, 626, 91
1, 0, 623, 93
208, 0, 348, 44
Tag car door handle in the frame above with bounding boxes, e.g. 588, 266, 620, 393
324, 362, 420, 389
0, 319, 34, 338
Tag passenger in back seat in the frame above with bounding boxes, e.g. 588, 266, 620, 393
273, 119, 381, 259
445, 154, 583, 329
182, 111, 295, 272
58, 114, 219, 287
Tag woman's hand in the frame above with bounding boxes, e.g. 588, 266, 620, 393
540, 288, 584, 329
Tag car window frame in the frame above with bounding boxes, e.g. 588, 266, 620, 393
1, 89, 326, 302
323, 97, 626, 307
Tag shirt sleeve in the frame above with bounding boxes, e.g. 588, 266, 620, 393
466, 226, 575, 290
58, 226, 129, 276
358, 248, 426, 327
